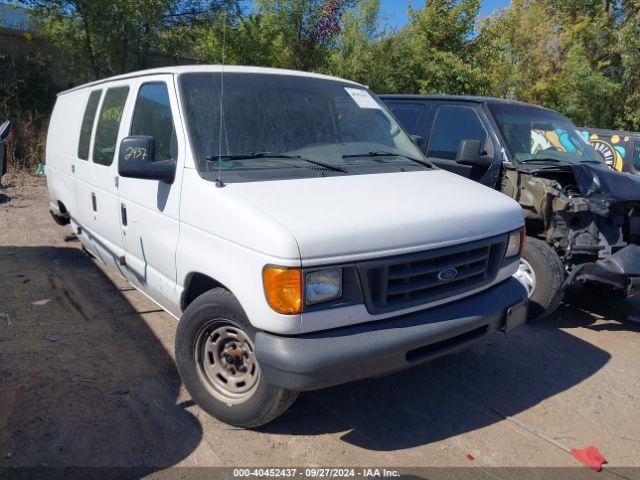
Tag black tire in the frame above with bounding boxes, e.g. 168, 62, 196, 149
50, 210, 70, 226
175, 288, 298, 428
520, 237, 566, 320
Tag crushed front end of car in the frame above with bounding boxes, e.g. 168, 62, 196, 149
501, 162, 640, 295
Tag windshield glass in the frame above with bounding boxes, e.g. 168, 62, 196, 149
633, 141, 640, 171
488, 103, 603, 165
179, 73, 425, 179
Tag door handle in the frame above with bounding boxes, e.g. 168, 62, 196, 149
121, 203, 127, 226
91, 192, 97, 212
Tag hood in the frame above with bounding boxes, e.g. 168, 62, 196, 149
226, 170, 523, 264
522, 163, 640, 216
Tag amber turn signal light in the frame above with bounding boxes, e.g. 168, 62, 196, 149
263, 266, 302, 314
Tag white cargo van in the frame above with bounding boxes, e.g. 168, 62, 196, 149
46, 66, 528, 427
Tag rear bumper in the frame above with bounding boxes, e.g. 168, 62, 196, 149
255, 278, 528, 391
575, 244, 640, 296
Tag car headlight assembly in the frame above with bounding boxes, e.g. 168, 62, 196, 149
505, 228, 525, 259
305, 268, 342, 305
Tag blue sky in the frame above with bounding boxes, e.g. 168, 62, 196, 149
380, 0, 510, 28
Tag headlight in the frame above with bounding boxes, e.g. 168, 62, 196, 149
305, 268, 342, 305
505, 228, 525, 259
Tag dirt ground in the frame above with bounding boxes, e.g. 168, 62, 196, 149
1, 175, 639, 478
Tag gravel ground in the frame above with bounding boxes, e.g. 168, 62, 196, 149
1, 175, 639, 478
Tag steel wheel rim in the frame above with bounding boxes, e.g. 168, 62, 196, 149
515, 258, 536, 298
194, 320, 260, 404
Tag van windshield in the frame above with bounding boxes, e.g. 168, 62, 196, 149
488, 103, 603, 166
179, 73, 426, 180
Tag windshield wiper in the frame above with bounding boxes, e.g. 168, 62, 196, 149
207, 152, 302, 161
518, 158, 562, 164
207, 152, 347, 173
342, 151, 433, 169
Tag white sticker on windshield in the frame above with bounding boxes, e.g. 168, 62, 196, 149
345, 87, 381, 109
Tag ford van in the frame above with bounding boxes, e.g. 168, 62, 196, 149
46, 67, 527, 427
381, 95, 640, 320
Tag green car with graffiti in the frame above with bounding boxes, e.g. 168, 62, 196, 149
580, 128, 640, 174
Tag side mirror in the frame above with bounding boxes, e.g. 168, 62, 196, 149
410, 135, 427, 152
118, 136, 176, 183
455, 139, 492, 167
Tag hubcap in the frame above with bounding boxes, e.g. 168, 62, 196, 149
515, 258, 536, 298
195, 320, 260, 403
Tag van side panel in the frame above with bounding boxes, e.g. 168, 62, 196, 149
45, 91, 86, 217
176, 169, 302, 335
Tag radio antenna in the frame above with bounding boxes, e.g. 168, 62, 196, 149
216, 12, 227, 188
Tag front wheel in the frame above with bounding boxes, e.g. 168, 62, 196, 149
514, 237, 565, 320
175, 288, 298, 428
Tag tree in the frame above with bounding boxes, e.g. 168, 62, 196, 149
365, 0, 489, 95
478, 0, 621, 127
326, 0, 383, 84
252, 0, 356, 70
19, 0, 241, 81
619, 0, 640, 129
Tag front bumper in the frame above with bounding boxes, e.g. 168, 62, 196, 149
255, 277, 528, 391
574, 244, 640, 296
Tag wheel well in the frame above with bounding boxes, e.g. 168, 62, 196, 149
181, 273, 228, 312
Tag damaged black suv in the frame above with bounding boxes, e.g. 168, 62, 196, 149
381, 95, 640, 319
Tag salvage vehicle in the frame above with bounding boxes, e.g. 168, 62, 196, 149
381, 95, 640, 319
579, 127, 640, 175
46, 67, 527, 427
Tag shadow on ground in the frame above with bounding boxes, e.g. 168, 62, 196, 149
0, 246, 202, 475
560, 285, 640, 332
0, 245, 617, 462
261, 297, 613, 451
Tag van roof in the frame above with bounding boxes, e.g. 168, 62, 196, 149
378, 94, 557, 112
58, 65, 364, 96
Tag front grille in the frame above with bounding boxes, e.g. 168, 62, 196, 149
357, 235, 508, 314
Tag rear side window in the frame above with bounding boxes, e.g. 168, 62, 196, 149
387, 102, 430, 135
93, 86, 129, 166
77, 90, 102, 160
633, 140, 640, 170
130, 83, 177, 161
428, 105, 489, 160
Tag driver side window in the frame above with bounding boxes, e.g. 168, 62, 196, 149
427, 105, 492, 160
130, 82, 177, 162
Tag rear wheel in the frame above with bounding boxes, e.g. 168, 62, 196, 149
175, 288, 298, 428
515, 237, 565, 320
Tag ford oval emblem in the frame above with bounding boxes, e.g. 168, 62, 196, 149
437, 268, 458, 282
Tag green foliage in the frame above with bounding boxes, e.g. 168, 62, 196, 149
19, 0, 242, 81
478, 0, 623, 128
6, 0, 640, 171
0, 50, 55, 171
326, 0, 382, 83
619, 0, 640, 129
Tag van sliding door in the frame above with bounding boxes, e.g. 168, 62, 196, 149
74, 84, 130, 277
